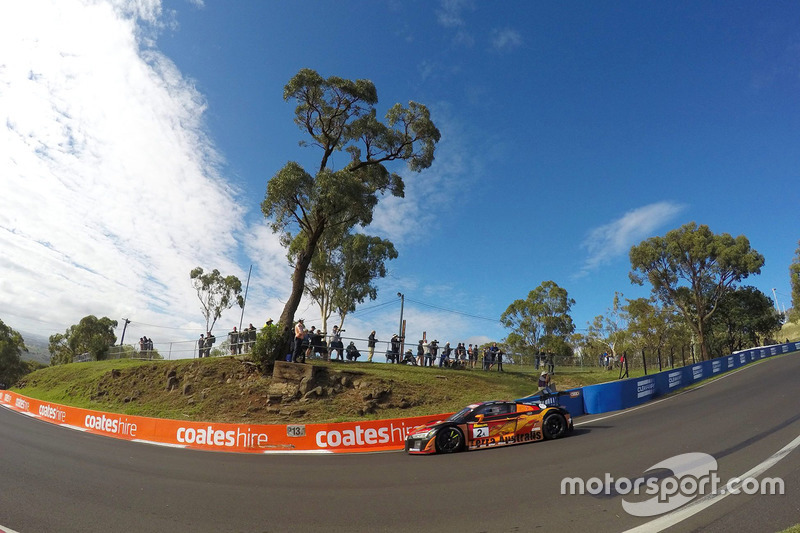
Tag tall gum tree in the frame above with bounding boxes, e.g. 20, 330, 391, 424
629, 222, 764, 361
261, 69, 440, 333
189, 267, 244, 333
789, 240, 800, 322
302, 231, 398, 335
501, 281, 576, 357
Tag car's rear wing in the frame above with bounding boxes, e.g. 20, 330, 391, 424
517, 390, 571, 407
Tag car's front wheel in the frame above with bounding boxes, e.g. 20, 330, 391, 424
435, 426, 464, 453
542, 412, 568, 440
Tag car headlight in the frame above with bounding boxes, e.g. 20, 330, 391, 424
409, 429, 437, 440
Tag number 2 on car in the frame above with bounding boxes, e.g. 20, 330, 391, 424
472, 426, 488, 439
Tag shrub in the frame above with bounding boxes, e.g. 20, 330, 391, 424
250, 324, 291, 373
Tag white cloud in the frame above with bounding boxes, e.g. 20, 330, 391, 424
0, 0, 250, 339
491, 28, 522, 51
577, 201, 686, 277
436, 0, 474, 28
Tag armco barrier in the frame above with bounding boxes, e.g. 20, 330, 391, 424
581, 341, 800, 415
0, 390, 449, 454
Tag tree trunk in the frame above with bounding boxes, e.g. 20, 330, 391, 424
696, 319, 709, 361
278, 224, 326, 352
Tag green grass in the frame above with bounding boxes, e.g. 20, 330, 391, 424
780, 320, 800, 342
12, 351, 782, 424
10, 354, 687, 424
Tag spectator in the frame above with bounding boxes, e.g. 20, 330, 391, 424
491, 343, 503, 372
311, 328, 327, 360
367, 331, 377, 363
439, 342, 452, 367
292, 319, 306, 363
468, 344, 475, 368
487, 346, 497, 370
198, 334, 205, 358
546, 353, 555, 374
345, 341, 361, 361
385, 344, 397, 364
390, 334, 401, 364
330, 326, 345, 361
244, 323, 257, 353
304, 326, 316, 360
204, 331, 215, 357
229, 327, 240, 355
482, 347, 491, 371
423, 339, 432, 366
538, 371, 553, 395
416, 340, 425, 366
402, 349, 417, 365
429, 340, 439, 366
457, 343, 467, 363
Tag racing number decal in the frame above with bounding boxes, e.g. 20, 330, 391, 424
472, 425, 489, 439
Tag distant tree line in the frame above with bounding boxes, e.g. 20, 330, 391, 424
500, 222, 784, 367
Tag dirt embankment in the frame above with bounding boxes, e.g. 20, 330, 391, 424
26, 358, 426, 424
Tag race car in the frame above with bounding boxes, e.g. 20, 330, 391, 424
405, 399, 573, 454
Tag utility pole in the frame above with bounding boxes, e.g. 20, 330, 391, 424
772, 288, 779, 311
239, 265, 253, 330
397, 292, 405, 354
119, 318, 131, 346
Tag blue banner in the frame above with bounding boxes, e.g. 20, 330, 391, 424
579, 341, 798, 415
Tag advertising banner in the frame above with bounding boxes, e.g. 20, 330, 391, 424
0, 390, 449, 454
580, 342, 799, 414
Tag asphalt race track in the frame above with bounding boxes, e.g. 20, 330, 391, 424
2, 353, 799, 533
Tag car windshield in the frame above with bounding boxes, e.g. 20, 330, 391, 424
447, 407, 474, 423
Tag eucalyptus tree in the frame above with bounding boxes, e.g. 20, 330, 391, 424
707, 286, 783, 355
586, 292, 629, 363
629, 222, 764, 360
501, 281, 576, 357
189, 267, 244, 333
0, 319, 26, 385
303, 231, 397, 334
624, 296, 683, 366
790, 240, 800, 322
48, 315, 117, 364
261, 68, 440, 334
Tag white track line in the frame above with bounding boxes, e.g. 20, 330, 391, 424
623, 432, 800, 532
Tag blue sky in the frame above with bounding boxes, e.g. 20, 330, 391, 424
1, 0, 798, 355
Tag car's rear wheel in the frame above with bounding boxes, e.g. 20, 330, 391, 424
542, 412, 567, 440
435, 426, 464, 453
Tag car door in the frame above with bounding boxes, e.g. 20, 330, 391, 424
467, 403, 520, 448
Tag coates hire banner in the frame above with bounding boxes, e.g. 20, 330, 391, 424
0, 391, 448, 454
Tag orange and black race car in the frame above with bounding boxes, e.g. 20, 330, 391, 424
405, 399, 573, 454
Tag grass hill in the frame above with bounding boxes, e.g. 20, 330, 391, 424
11, 357, 625, 424
780, 320, 800, 343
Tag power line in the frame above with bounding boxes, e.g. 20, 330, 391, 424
124, 321, 200, 331
404, 297, 502, 323
348, 299, 398, 317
